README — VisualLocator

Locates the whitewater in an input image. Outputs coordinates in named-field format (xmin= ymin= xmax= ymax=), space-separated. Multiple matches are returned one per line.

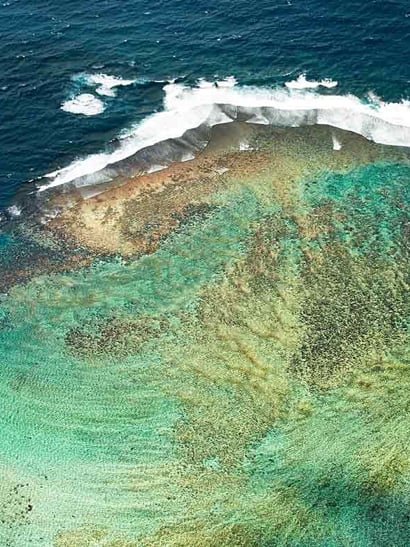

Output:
xmin=42 ymin=77 xmax=410 ymax=191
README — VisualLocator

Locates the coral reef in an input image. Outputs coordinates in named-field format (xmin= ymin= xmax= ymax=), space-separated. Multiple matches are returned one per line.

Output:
xmin=0 ymin=125 xmax=408 ymax=545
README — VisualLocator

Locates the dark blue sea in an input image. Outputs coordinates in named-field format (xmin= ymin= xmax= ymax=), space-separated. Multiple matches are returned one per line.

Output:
xmin=1 ymin=0 xmax=410 ymax=210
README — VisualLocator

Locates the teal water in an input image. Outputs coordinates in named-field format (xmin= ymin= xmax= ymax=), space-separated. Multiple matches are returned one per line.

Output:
xmin=0 ymin=143 xmax=408 ymax=544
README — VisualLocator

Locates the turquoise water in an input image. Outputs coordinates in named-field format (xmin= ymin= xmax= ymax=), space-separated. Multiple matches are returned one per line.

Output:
xmin=0 ymin=149 xmax=409 ymax=544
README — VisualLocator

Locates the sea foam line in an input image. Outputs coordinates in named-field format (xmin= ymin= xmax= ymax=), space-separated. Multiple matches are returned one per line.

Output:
xmin=285 ymin=73 xmax=338 ymax=89
xmin=44 ymin=78 xmax=410 ymax=191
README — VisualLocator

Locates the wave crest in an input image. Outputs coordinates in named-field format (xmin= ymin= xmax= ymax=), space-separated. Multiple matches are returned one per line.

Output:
xmin=46 ymin=80 xmax=410 ymax=191
xmin=81 ymin=73 xmax=137 ymax=97
xmin=285 ymin=74 xmax=338 ymax=90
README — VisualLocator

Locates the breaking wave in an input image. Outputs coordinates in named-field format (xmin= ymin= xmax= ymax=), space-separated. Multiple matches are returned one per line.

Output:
xmin=285 ymin=74 xmax=338 ymax=89
xmin=79 ymin=73 xmax=137 ymax=97
xmin=60 ymin=73 xmax=139 ymax=116
xmin=45 ymin=77 xmax=410 ymax=191
xmin=61 ymin=93 xmax=105 ymax=116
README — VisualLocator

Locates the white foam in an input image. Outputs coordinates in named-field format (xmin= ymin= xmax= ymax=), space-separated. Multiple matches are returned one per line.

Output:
xmin=285 ymin=74 xmax=338 ymax=90
xmin=197 ymin=76 xmax=238 ymax=89
xmin=44 ymin=80 xmax=410 ymax=191
xmin=197 ymin=79 xmax=217 ymax=89
xmin=332 ymin=133 xmax=342 ymax=151
xmin=61 ymin=94 xmax=105 ymax=116
xmin=83 ymin=73 xmax=136 ymax=97
xmin=7 ymin=205 xmax=22 ymax=217
xmin=216 ymin=76 xmax=238 ymax=88
xmin=43 ymin=92 xmax=232 ymax=190
xmin=239 ymin=142 xmax=255 ymax=151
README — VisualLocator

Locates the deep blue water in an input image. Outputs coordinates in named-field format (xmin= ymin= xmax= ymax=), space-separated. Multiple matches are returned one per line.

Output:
xmin=1 ymin=0 xmax=410 ymax=208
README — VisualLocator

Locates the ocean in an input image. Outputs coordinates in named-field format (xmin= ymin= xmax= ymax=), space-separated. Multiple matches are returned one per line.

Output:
xmin=1 ymin=2 xmax=410 ymax=546
xmin=1 ymin=0 xmax=410 ymax=210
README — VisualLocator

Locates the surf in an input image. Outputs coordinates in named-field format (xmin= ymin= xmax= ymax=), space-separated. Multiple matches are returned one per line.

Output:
xmin=42 ymin=77 xmax=410 ymax=192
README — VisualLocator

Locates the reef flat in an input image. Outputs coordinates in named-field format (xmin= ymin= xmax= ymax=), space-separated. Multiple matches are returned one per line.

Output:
xmin=0 ymin=125 xmax=409 ymax=546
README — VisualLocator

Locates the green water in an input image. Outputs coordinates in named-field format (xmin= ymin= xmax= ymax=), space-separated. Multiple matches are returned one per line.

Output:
xmin=0 ymin=154 xmax=409 ymax=545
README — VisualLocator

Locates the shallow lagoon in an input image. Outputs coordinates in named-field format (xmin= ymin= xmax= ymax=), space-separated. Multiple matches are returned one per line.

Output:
xmin=0 ymin=126 xmax=409 ymax=546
